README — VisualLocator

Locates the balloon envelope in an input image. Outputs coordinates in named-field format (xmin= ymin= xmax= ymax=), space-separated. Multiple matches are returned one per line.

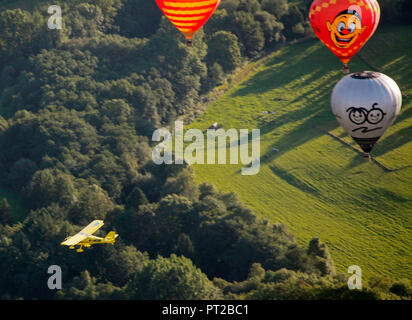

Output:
xmin=331 ymin=71 xmax=402 ymax=154
xmin=309 ymin=0 xmax=380 ymax=66
xmin=155 ymin=0 xmax=221 ymax=45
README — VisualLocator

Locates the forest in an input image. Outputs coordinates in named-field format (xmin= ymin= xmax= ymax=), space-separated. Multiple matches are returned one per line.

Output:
xmin=0 ymin=0 xmax=411 ymax=300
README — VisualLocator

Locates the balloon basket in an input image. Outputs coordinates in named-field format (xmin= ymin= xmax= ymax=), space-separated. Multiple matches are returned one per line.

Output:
xmin=362 ymin=153 xmax=371 ymax=161
xmin=343 ymin=64 xmax=350 ymax=74
xmin=186 ymin=39 xmax=193 ymax=47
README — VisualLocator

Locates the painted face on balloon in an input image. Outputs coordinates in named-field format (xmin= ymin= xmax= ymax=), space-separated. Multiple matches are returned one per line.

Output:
xmin=347 ymin=107 xmax=368 ymax=125
xmin=367 ymin=103 xmax=386 ymax=124
xmin=327 ymin=10 xmax=366 ymax=49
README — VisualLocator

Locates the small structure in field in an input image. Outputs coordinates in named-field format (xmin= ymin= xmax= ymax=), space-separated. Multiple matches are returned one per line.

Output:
xmin=208 ymin=122 xmax=223 ymax=130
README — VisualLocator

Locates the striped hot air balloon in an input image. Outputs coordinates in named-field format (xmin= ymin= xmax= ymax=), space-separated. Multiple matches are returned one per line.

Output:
xmin=155 ymin=0 xmax=221 ymax=46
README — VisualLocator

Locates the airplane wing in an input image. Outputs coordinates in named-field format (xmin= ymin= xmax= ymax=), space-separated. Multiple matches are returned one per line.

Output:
xmin=61 ymin=220 xmax=104 ymax=246
xmin=61 ymin=232 xmax=89 ymax=246
xmin=80 ymin=220 xmax=104 ymax=235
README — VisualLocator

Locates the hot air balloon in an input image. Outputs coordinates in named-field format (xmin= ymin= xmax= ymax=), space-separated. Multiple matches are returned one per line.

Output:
xmin=331 ymin=71 xmax=402 ymax=160
xmin=155 ymin=0 xmax=221 ymax=46
xmin=309 ymin=0 xmax=380 ymax=73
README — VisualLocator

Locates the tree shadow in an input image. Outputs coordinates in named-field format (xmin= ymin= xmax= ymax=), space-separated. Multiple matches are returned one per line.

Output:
xmin=343 ymin=153 xmax=368 ymax=171
xmin=395 ymin=103 xmax=412 ymax=123
xmin=230 ymin=42 xmax=341 ymax=98
xmin=269 ymin=164 xmax=319 ymax=194
xmin=260 ymin=112 xmax=327 ymax=166
xmin=373 ymin=124 xmax=412 ymax=157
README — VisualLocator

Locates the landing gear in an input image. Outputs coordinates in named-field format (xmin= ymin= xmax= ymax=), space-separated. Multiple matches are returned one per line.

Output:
xmin=76 ymin=246 xmax=84 ymax=253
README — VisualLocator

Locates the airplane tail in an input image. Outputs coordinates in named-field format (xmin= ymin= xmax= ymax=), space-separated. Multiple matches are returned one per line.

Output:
xmin=105 ymin=231 xmax=117 ymax=243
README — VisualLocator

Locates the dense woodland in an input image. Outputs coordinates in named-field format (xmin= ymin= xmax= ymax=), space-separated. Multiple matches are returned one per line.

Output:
xmin=0 ymin=0 xmax=411 ymax=299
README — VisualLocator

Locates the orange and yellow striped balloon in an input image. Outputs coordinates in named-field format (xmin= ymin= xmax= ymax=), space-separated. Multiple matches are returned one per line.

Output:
xmin=155 ymin=0 xmax=221 ymax=46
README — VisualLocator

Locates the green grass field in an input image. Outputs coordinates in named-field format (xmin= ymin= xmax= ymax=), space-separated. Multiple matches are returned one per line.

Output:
xmin=187 ymin=26 xmax=412 ymax=281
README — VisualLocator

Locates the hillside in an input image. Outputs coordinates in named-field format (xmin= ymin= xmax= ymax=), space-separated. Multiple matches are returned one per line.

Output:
xmin=188 ymin=25 xmax=412 ymax=281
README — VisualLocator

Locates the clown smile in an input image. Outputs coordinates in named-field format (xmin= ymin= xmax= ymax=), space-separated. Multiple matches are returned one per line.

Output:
xmin=335 ymin=35 xmax=353 ymax=44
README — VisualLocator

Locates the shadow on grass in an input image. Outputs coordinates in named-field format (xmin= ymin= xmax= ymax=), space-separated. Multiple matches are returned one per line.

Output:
xmin=223 ymin=42 xmax=350 ymax=166
xmin=269 ymin=164 xmax=319 ymax=194
xmin=374 ymin=124 xmax=412 ymax=158
xmin=256 ymin=75 xmax=342 ymax=165
xmin=230 ymin=43 xmax=341 ymax=98
xmin=260 ymin=113 xmax=327 ymax=165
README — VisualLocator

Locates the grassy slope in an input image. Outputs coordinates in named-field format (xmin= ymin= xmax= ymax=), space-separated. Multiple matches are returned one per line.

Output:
xmin=187 ymin=26 xmax=412 ymax=281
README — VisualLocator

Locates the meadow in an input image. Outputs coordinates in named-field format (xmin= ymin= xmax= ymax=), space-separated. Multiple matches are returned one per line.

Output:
xmin=188 ymin=25 xmax=412 ymax=281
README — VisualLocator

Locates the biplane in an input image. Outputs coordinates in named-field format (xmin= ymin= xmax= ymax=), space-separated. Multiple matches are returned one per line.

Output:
xmin=61 ymin=220 xmax=118 ymax=252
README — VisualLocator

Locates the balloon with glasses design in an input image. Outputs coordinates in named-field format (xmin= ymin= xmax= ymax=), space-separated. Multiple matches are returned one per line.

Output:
xmin=331 ymin=71 xmax=402 ymax=160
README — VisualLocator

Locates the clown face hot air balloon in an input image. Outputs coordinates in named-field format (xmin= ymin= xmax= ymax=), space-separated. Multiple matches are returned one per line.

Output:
xmin=331 ymin=71 xmax=402 ymax=159
xmin=309 ymin=0 xmax=380 ymax=72
xmin=155 ymin=0 xmax=221 ymax=46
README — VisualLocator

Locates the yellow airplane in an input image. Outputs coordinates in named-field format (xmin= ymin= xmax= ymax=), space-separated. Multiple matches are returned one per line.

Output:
xmin=61 ymin=220 xmax=118 ymax=253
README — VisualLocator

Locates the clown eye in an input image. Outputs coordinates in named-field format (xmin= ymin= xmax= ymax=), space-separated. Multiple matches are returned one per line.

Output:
xmin=337 ymin=22 xmax=346 ymax=33
xmin=348 ymin=22 xmax=356 ymax=33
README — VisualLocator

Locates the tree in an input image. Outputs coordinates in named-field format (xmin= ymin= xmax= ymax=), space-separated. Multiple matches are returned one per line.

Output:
xmin=203 ymin=9 xmax=229 ymax=36
xmin=0 ymin=198 xmax=13 ymax=225
xmin=261 ymin=0 xmax=289 ymax=19
xmin=307 ymin=238 xmax=336 ymax=276
xmin=389 ymin=280 xmax=411 ymax=298
xmin=161 ymin=169 xmax=200 ymax=202
xmin=198 ymin=182 xmax=218 ymax=200
xmin=220 ymin=0 xmax=240 ymax=12
xmin=0 ymin=9 xmax=38 ymax=65
xmin=116 ymin=0 xmax=162 ymax=38
xmin=0 ymin=115 xmax=7 ymax=133
xmin=24 ymin=169 xmax=77 ymax=209
xmin=228 ymin=11 xmax=265 ymax=58
xmin=69 ymin=184 xmax=114 ymax=225
xmin=254 ymin=11 xmax=285 ymax=46
xmin=127 ymin=254 xmax=221 ymax=299
xmin=7 ymin=158 xmax=37 ymax=191
xmin=207 ymin=31 xmax=242 ymax=72
xmin=173 ymin=233 xmax=195 ymax=258
xmin=125 ymin=186 xmax=149 ymax=210
xmin=281 ymin=4 xmax=306 ymax=40
xmin=96 ymin=245 xmax=150 ymax=287
xmin=66 ymin=4 xmax=106 ymax=38
xmin=237 ymin=0 xmax=261 ymax=14
xmin=59 ymin=270 xmax=124 ymax=300
xmin=25 ymin=169 xmax=58 ymax=209
xmin=205 ymin=62 xmax=225 ymax=90
xmin=379 ymin=0 xmax=407 ymax=23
